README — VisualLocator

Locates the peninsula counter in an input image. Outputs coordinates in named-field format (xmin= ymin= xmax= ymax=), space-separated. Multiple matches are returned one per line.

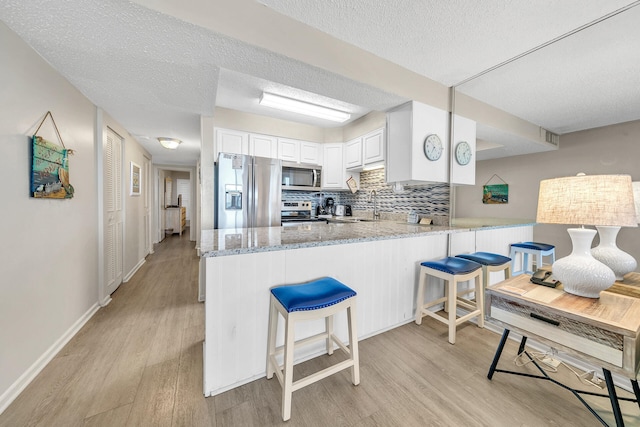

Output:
xmin=201 ymin=219 xmax=534 ymax=396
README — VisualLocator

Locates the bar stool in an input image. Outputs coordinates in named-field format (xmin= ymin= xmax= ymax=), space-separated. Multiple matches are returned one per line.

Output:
xmin=415 ymin=257 xmax=484 ymax=344
xmin=455 ymin=252 xmax=512 ymax=288
xmin=266 ymin=277 xmax=360 ymax=421
xmin=509 ymin=242 xmax=556 ymax=276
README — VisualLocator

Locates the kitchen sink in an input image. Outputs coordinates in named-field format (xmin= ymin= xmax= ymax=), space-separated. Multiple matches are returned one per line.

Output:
xmin=328 ymin=217 xmax=376 ymax=223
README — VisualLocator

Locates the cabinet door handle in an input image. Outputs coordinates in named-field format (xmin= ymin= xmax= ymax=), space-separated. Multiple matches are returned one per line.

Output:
xmin=530 ymin=313 xmax=560 ymax=326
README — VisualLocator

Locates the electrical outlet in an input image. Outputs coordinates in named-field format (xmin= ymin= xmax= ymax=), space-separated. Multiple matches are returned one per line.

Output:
xmin=541 ymin=357 xmax=561 ymax=368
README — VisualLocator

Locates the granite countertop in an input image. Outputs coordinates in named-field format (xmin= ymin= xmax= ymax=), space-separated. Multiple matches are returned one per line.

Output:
xmin=200 ymin=217 xmax=536 ymax=258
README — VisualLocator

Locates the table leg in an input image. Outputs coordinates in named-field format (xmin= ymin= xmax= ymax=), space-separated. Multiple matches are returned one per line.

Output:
xmin=631 ymin=379 xmax=640 ymax=411
xmin=517 ymin=335 xmax=528 ymax=355
xmin=488 ymin=329 xmax=510 ymax=380
xmin=603 ymin=368 xmax=624 ymax=427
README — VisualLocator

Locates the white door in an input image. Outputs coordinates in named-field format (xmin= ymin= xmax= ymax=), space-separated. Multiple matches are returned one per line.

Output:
xmin=176 ymin=178 xmax=191 ymax=223
xmin=144 ymin=156 xmax=151 ymax=254
xmin=104 ymin=128 xmax=124 ymax=295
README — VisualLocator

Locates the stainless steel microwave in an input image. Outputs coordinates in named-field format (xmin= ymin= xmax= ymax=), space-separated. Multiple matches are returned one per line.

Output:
xmin=281 ymin=161 xmax=322 ymax=191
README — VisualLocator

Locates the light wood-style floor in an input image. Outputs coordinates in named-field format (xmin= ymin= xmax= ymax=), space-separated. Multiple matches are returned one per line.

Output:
xmin=1 ymin=232 xmax=638 ymax=426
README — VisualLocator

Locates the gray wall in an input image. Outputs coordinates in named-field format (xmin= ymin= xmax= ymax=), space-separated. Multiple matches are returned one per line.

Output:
xmin=455 ymin=119 xmax=640 ymax=265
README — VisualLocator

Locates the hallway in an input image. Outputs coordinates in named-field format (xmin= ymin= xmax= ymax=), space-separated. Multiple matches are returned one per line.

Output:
xmin=0 ymin=232 xmax=205 ymax=426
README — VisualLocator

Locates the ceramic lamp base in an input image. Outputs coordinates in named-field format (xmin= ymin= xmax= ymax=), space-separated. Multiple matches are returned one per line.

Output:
xmin=591 ymin=226 xmax=637 ymax=281
xmin=553 ymin=228 xmax=615 ymax=298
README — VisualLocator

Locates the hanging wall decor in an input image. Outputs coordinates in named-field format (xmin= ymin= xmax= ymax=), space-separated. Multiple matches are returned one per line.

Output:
xmin=482 ymin=174 xmax=508 ymax=204
xmin=30 ymin=111 xmax=74 ymax=199
xmin=130 ymin=161 xmax=141 ymax=196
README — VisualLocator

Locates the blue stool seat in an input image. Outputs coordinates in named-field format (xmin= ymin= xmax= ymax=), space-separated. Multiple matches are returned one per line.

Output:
xmin=271 ymin=277 xmax=356 ymax=312
xmin=511 ymin=242 xmax=555 ymax=251
xmin=420 ymin=257 xmax=482 ymax=275
xmin=510 ymin=241 xmax=556 ymax=276
xmin=456 ymin=252 xmax=512 ymax=266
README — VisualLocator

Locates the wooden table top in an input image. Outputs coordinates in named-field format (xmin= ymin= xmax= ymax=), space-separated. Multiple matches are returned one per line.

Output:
xmin=487 ymin=272 xmax=640 ymax=338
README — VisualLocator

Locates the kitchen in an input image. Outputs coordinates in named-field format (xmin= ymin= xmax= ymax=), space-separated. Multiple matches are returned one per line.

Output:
xmin=202 ymin=100 xmax=538 ymax=396
xmin=3 ymin=1 xmax=640 ymax=424
xmin=198 ymin=4 xmax=640 ymax=409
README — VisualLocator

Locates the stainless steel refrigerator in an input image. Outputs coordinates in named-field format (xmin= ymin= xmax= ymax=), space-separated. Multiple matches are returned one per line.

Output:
xmin=215 ymin=153 xmax=282 ymax=229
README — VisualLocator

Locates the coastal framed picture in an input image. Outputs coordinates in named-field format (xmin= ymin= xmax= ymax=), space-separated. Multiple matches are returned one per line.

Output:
xmin=483 ymin=183 xmax=508 ymax=204
xmin=130 ymin=161 xmax=141 ymax=196
xmin=30 ymin=135 xmax=74 ymax=199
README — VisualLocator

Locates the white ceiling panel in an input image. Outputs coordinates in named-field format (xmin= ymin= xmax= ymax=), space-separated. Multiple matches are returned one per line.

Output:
xmin=2 ymin=0 xmax=640 ymax=165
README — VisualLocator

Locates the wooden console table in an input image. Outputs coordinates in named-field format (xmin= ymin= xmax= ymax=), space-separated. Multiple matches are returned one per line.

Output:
xmin=486 ymin=272 xmax=640 ymax=426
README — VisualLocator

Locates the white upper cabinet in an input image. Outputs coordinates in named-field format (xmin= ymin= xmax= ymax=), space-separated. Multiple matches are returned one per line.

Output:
xmin=386 ymin=101 xmax=449 ymax=184
xmin=278 ymin=138 xmax=322 ymax=164
xmin=362 ymin=128 xmax=385 ymax=165
xmin=300 ymin=141 xmax=322 ymax=165
xmin=321 ymin=143 xmax=345 ymax=189
xmin=345 ymin=138 xmax=362 ymax=169
xmin=278 ymin=138 xmax=300 ymax=162
xmin=345 ymin=127 xmax=385 ymax=171
xmin=249 ymin=133 xmax=278 ymax=159
xmin=215 ymin=128 xmax=249 ymax=158
xmin=450 ymin=114 xmax=477 ymax=185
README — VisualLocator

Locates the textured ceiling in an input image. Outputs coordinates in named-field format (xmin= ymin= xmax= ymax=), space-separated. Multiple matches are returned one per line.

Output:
xmin=2 ymin=0 xmax=640 ymax=165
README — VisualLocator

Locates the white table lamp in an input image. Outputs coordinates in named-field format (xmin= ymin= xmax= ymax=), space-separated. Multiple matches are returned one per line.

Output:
xmin=536 ymin=174 xmax=637 ymax=298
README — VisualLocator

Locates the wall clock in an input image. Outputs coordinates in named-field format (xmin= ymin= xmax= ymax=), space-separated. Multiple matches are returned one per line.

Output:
xmin=423 ymin=134 xmax=443 ymax=161
xmin=455 ymin=141 xmax=472 ymax=165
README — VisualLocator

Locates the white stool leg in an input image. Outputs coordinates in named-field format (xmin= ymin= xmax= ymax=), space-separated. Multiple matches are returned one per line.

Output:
xmin=447 ymin=278 xmax=457 ymax=345
xmin=282 ymin=314 xmax=295 ymax=421
xmin=347 ymin=303 xmax=360 ymax=385
xmin=266 ymin=297 xmax=278 ymax=379
xmin=415 ymin=268 xmax=426 ymax=325
xmin=475 ymin=273 xmax=484 ymax=328
xmin=326 ymin=314 xmax=334 ymax=355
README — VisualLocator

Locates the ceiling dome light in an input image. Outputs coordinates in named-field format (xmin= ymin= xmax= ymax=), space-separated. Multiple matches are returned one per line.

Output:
xmin=158 ymin=137 xmax=182 ymax=149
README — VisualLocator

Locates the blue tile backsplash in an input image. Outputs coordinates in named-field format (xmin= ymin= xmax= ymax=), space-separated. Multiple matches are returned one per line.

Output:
xmin=283 ymin=168 xmax=449 ymax=220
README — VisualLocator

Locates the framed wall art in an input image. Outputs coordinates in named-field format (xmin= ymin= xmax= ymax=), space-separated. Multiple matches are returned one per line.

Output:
xmin=482 ymin=174 xmax=509 ymax=204
xmin=30 ymin=112 xmax=74 ymax=199
xmin=130 ymin=161 xmax=141 ymax=196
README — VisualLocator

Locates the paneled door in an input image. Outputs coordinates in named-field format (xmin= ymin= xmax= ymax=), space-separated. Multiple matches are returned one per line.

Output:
xmin=144 ymin=156 xmax=152 ymax=254
xmin=104 ymin=127 xmax=124 ymax=295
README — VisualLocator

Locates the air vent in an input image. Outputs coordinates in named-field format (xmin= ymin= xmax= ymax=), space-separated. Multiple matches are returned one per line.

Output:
xmin=544 ymin=130 xmax=560 ymax=146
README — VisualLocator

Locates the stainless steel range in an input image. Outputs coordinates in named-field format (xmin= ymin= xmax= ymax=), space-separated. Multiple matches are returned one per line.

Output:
xmin=281 ymin=200 xmax=317 ymax=223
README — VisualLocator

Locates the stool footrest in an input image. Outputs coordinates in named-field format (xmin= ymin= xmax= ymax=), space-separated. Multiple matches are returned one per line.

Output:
xmin=270 ymin=335 xmax=356 ymax=388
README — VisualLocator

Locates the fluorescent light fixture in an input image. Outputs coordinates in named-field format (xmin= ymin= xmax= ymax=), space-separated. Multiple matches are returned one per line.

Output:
xmin=259 ymin=92 xmax=351 ymax=123
xmin=158 ymin=137 xmax=182 ymax=150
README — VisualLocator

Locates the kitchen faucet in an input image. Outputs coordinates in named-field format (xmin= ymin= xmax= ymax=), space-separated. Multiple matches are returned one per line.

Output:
xmin=369 ymin=190 xmax=379 ymax=220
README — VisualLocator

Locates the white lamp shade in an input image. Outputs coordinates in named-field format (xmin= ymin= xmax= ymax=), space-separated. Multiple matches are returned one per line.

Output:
xmin=536 ymin=174 xmax=636 ymax=298
xmin=537 ymin=174 xmax=637 ymax=227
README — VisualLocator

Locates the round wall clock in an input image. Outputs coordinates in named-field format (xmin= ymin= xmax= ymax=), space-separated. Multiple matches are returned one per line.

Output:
xmin=455 ymin=141 xmax=472 ymax=165
xmin=423 ymin=134 xmax=443 ymax=161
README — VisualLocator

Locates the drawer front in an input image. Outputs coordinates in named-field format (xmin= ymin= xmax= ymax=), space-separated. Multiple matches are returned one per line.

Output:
xmin=491 ymin=296 xmax=623 ymax=367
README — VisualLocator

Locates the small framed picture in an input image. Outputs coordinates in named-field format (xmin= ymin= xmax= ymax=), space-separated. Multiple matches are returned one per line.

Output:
xmin=130 ymin=161 xmax=141 ymax=196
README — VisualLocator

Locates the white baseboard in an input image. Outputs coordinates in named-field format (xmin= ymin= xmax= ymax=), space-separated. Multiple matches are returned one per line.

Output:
xmin=123 ymin=258 xmax=146 ymax=283
xmin=0 ymin=303 xmax=100 ymax=415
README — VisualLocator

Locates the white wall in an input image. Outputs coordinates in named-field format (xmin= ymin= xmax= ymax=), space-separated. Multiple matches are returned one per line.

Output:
xmin=0 ymin=22 xmax=151 ymax=412
xmin=0 ymin=22 xmax=99 ymax=409
xmin=455 ymin=119 xmax=640 ymax=264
